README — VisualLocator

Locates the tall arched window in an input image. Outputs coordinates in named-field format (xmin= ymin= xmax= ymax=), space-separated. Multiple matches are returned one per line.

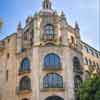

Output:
xmin=45 ymin=96 xmax=64 ymax=100
xmin=73 ymin=57 xmax=81 ymax=71
xmin=19 ymin=76 xmax=31 ymax=91
xmin=44 ymin=53 xmax=61 ymax=69
xmin=71 ymin=36 xmax=75 ymax=44
xmin=44 ymin=24 xmax=54 ymax=35
xmin=84 ymin=57 xmax=88 ymax=65
xmin=43 ymin=73 xmax=63 ymax=88
xmin=74 ymin=75 xmax=82 ymax=89
xmin=19 ymin=58 xmax=30 ymax=73
xmin=22 ymin=99 xmax=29 ymax=100
xmin=89 ymin=59 xmax=92 ymax=65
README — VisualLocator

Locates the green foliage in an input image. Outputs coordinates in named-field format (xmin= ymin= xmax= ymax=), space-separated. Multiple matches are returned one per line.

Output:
xmin=77 ymin=76 xmax=100 ymax=100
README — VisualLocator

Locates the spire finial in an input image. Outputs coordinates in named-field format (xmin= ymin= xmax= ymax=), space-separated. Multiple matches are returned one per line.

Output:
xmin=75 ymin=21 xmax=80 ymax=32
xmin=17 ymin=21 xmax=22 ymax=31
xmin=43 ymin=0 xmax=52 ymax=9
xmin=61 ymin=11 xmax=65 ymax=17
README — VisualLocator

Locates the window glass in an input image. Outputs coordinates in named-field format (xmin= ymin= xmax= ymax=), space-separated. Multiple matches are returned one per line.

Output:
xmin=84 ymin=57 xmax=88 ymax=65
xmin=43 ymin=73 xmax=63 ymax=88
xmin=19 ymin=76 xmax=31 ymax=91
xmin=19 ymin=58 xmax=30 ymax=72
xmin=45 ymin=96 xmax=64 ymax=100
xmin=74 ymin=76 xmax=82 ymax=89
xmin=44 ymin=53 xmax=61 ymax=69
xmin=44 ymin=24 xmax=54 ymax=35
xmin=73 ymin=57 xmax=80 ymax=70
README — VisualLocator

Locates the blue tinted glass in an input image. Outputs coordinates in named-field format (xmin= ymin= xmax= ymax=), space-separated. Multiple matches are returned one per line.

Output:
xmin=73 ymin=57 xmax=80 ymax=69
xmin=45 ymin=24 xmax=54 ymax=35
xmin=44 ymin=53 xmax=61 ymax=68
xmin=43 ymin=73 xmax=63 ymax=88
xmin=20 ymin=76 xmax=31 ymax=90
xmin=20 ymin=58 xmax=30 ymax=72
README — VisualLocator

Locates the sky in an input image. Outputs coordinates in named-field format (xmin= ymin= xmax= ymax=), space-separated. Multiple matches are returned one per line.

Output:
xmin=0 ymin=0 xmax=100 ymax=50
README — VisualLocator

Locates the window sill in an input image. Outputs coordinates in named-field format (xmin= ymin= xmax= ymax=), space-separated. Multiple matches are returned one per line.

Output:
xmin=40 ymin=87 xmax=65 ymax=92
xmin=42 ymin=34 xmax=57 ymax=41
xmin=16 ymin=88 xmax=32 ymax=95
xmin=18 ymin=70 xmax=31 ymax=75
xmin=42 ymin=67 xmax=62 ymax=71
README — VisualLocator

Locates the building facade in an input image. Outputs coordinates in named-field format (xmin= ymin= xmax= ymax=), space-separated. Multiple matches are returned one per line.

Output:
xmin=0 ymin=0 xmax=100 ymax=100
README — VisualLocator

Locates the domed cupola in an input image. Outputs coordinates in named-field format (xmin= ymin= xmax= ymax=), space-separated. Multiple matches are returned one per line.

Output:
xmin=40 ymin=0 xmax=54 ymax=16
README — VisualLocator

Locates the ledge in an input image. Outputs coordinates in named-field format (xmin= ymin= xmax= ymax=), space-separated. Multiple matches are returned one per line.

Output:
xmin=42 ymin=67 xmax=62 ymax=71
xmin=16 ymin=88 xmax=32 ymax=95
xmin=40 ymin=87 xmax=65 ymax=92
xmin=18 ymin=70 xmax=31 ymax=75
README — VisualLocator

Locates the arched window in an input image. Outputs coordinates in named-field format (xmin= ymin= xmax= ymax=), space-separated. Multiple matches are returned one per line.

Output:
xmin=74 ymin=75 xmax=82 ymax=89
xmin=89 ymin=59 xmax=92 ymax=65
xmin=22 ymin=99 xmax=29 ymax=100
xmin=45 ymin=96 xmax=64 ymax=100
xmin=19 ymin=58 xmax=30 ymax=73
xmin=71 ymin=36 xmax=75 ymax=44
xmin=44 ymin=24 xmax=54 ymax=35
xmin=43 ymin=73 xmax=63 ymax=88
xmin=73 ymin=57 xmax=81 ymax=71
xmin=45 ymin=42 xmax=55 ymax=47
xmin=19 ymin=76 xmax=31 ymax=91
xmin=44 ymin=53 xmax=61 ymax=69
xmin=84 ymin=57 xmax=88 ymax=65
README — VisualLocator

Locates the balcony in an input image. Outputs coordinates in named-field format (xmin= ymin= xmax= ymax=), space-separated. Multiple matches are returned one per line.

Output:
xmin=16 ymin=86 xmax=32 ymax=95
xmin=42 ymin=34 xmax=57 ymax=42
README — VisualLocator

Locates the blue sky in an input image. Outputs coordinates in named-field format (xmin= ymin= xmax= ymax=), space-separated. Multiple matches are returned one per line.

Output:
xmin=0 ymin=0 xmax=99 ymax=50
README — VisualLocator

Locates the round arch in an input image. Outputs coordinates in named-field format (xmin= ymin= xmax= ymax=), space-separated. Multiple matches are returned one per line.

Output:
xmin=45 ymin=96 xmax=64 ymax=100
xmin=22 ymin=99 xmax=29 ymax=100
xmin=44 ymin=53 xmax=61 ymax=69
xmin=73 ymin=56 xmax=80 ymax=70
xmin=44 ymin=24 xmax=54 ymax=35
xmin=19 ymin=57 xmax=30 ymax=72
xmin=19 ymin=76 xmax=31 ymax=91
xmin=43 ymin=73 xmax=63 ymax=88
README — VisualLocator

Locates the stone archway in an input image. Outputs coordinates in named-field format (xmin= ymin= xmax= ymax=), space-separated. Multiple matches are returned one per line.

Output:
xmin=22 ymin=99 xmax=29 ymax=100
xmin=45 ymin=96 xmax=64 ymax=100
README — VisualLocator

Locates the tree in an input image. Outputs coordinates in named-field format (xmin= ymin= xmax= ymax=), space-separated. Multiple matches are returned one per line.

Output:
xmin=77 ymin=76 xmax=100 ymax=100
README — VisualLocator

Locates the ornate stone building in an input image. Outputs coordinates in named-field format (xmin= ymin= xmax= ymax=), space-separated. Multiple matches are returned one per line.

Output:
xmin=0 ymin=0 xmax=100 ymax=100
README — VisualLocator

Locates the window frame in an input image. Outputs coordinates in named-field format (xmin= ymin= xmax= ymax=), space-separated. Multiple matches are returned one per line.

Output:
xmin=19 ymin=58 xmax=31 ymax=74
xmin=43 ymin=53 xmax=61 ymax=70
xmin=19 ymin=76 xmax=31 ymax=91
xmin=43 ymin=73 xmax=63 ymax=88
xmin=73 ymin=56 xmax=81 ymax=71
xmin=44 ymin=24 xmax=54 ymax=36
